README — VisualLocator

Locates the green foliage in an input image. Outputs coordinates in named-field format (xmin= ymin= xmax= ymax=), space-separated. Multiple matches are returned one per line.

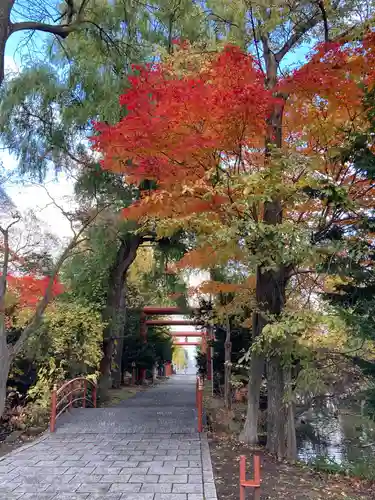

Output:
xmin=309 ymin=455 xmax=375 ymax=481
xmin=122 ymin=310 xmax=173 ymax=373
xmin=23 ymin=301 xmax=104 ymax=379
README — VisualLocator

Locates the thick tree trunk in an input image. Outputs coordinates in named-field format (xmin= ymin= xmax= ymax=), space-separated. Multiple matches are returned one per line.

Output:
xmin=243 ymin=37 xmax=296 ymax=459
xmin=100 ymin=235 xmax=141 ymax=392
xmin=266 ymin=354 xmax=286 ymax=457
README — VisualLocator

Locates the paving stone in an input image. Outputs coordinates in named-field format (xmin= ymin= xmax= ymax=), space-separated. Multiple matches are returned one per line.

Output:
xmin=87 ymin=495 xmax=122 ymax=500
xmin=52 ymin=495 xmax=89 ymax=500
xmin=92 ymin=465 xmax=122 ymax=475
xmin=108 ymin=483 xmax=142 ymax=492
xmin=62 ymin=460 xmax=91 ymax=467
xmin=2 ymin=376 xmax=218 ymax=500
xmin=140 ymin=483 xmax=173 ymax=493
xmin=159 ymin=474 xmax=188 ymax=483
xmin=66 ymin=466 xmax=96 ymax=474
xmin=77 ymin=483 xmax=111 ymax=493
xmin=0 ymin=465 xmax=16 ymax=473
xmin=148 ymin=464 xmax=176 ymax=474
xmin=119 ymin=467 xmax=149 ymax=474
xmin=128 ymin=473 xmax=160 ymax=483
xmin=173 ymin=483 xmax=204 ymax=493
xmin=17 ymin=495 xmax=57 ymax=500
xmin=112 ymin=461 xmax=138 ymax=467
xmin=0 ymin=494 xmax=23 ymax=500
xmin=45 ymin=483 xmax=81 ymax=493
xmin=204 ymin=482 xmax=218 ymax=497
xmin=176 ymin=467 xmax=201 ymax=474
xmin=118 ymin=495 xmax=154 ymax=500
xmin=188 ymin=474 xmax=203 ymax=483
xmin=154 ymin=495 xmax=187 ymax=500
xmin=100 ymin=474 xmax=131 ymax=482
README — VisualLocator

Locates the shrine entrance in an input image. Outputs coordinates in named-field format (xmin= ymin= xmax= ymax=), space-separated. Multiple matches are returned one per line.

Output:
xmin=140 ymin=306 xmax=213 ymax=381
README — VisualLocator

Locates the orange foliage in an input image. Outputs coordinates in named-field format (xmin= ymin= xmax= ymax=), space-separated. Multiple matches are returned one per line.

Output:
xmin=93 ymin=35 xmax=375 ymax=282
xmin=6 ymin=275 xmax=64 ymax=308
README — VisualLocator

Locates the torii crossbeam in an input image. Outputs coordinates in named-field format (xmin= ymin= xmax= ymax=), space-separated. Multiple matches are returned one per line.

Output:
xmin=139 ymin=306 xmax=212 ymax=381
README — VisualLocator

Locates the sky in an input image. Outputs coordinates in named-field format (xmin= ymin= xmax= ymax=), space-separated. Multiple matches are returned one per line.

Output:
xmin=2 ymin=29 xmax=76 ymax=241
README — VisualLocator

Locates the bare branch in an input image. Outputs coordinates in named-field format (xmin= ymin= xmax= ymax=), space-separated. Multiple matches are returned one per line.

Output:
xmin=10 ymin=204 xmax=107 ymax=357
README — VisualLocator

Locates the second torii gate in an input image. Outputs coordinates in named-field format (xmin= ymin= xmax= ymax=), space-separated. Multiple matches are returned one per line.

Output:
xmin=140 ymin=306 xmax=213 ymax=381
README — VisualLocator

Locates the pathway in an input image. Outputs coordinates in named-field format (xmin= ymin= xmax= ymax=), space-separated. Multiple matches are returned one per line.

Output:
xmin=0 ymin=375 xmax=217 ymax=500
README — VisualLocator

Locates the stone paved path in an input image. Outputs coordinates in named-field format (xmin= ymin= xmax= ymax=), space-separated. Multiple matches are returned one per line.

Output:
xmin=0 ymin=375 xmax=217 ymax=500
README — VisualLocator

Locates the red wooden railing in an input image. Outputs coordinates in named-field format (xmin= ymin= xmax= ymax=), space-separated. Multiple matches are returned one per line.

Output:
xmin=240 ymin=455 xmax=261 ymax=500
xmin=50 ymin=377 xmax=97 ymax=432
xmin=196 ymin=376 xmax=203 ymax=432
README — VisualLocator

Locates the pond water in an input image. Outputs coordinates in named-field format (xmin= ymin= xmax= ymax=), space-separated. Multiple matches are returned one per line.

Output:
xmin=297 ymin=399 xmax=375 ymax=464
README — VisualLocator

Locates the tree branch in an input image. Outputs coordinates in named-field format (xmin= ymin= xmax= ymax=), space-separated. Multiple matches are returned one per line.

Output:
xmin=10 ymin=205 xmax=106 ymax=358
xmin=275 ymin=11 xmax=320 ymax=63
xmin=10 ymin=21 xmax=80 ymax=39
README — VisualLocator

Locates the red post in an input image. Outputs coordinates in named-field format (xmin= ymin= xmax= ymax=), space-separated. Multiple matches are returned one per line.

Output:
xmin=254 ymin=455 xmax=261 ymax=487
xmin=92 ymin=383 xmax=97 ymax=408
xmin=83 ymin=379 xmax=87 ymax=408
xmin=197 ymin=377 xmax=203 ymax=433
xmin=196 ymin=377 xmax=199 ymax=409
xmin=240 ymin=455 xmax=246 ymax=500
xmin=50 ymin=384 xmax=57 ymax=433
xmin=240 ymin=454 xmax=261 ymax=500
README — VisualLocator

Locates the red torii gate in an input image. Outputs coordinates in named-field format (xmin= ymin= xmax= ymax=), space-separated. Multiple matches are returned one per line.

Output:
xmin=140 ymin=306 xmax=213 ymax=381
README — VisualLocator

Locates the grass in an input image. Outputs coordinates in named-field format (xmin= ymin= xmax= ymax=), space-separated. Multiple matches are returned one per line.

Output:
xmin=310 ymin=455 xmax=375 ymax=481
xmin=104 ymin=386 xmax=140 ymax=407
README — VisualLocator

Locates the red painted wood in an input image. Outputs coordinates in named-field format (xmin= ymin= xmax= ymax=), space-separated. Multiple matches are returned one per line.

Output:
xmin=146 ymin=319 xmax=203 ymax=326
xmin=170 ymin=332 xmax=204 ymax=337
xmin=174 ymin=342 xmax=200 ymax=346
xmin=50 ymin=385 xmax=57 ymax=433
xmin=143 ymin=306 xmax=198 ymax=315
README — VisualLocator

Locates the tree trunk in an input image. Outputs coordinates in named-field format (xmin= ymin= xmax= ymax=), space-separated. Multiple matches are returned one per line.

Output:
xmin=245 ymin=37 xmax=295 ymax=459
xmin=285 ymin=365 xmax=297 ymax=461
xmin=0 ymin=335 xmax=10 ymax=419
xmin=111 ymin=287 xmax=125 ymax=389
xmin=0 ymin=0 xmax=12 ymax=85
xmin=223 ymin=316 xmax=232 ymax=410
xmin=266 ymin=354 xmax=286 ymax=458
xmin=240 ymin=308 xmax=265 ymax=444
xmin=100 ymin=235 xmax=141 ymax=392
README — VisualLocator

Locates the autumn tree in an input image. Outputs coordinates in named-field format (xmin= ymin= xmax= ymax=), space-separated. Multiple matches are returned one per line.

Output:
xmin=94 ymin=26 xmax=375 ymax=458
xmin=0 ymin=0 xmax=207 ymax=391
xmin=0 ymin=184 xmax=105 ymax=417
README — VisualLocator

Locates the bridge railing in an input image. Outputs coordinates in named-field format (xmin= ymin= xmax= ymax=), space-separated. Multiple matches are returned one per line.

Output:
xmin=50 ymin=377 xmax=97 ymax=432
xmin=196 ymin=376 xmax=203 ymax=432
